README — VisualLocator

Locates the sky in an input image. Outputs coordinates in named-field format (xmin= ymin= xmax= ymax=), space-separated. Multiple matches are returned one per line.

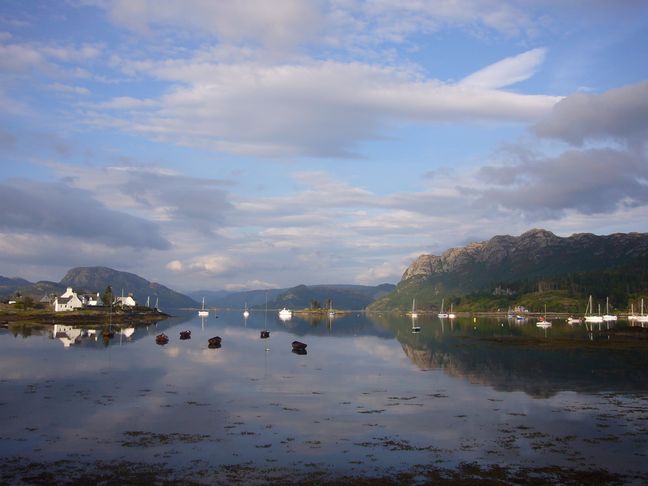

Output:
xmin=1 ymin=1 xmax=648 ymax=292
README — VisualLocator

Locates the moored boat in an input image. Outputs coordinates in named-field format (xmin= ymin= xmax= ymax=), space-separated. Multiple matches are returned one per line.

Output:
xmin=155 ymin=333 xmax=169 ymax=345
xmin=179 ymin=330 xmax=191 ymax=340
xmin=292 ymin=340 xmax=307 ymax=350
xmin=208 ymin=336 xmax=222 ymax=347
xmin=198 ymin=297 xmax=209 ymax=317
xmin=584 ymin=295 xmax=603 ymax=323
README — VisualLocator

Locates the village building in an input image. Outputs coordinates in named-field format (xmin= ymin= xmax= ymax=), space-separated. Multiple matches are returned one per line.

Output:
xmin=54 ymin=292 xmax=83 ymax=312
xmin=115 ymin=293 xmax=137 ymax=307
xmin=82 ymin=292 xmax=103 ymax=306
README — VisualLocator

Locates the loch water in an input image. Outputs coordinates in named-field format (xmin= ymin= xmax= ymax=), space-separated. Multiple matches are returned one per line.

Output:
xmin=2 ymin=311 xmax=648 ymax=482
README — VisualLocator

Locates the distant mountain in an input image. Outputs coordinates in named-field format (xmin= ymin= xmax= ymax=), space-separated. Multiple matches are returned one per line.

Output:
xmin=266 ymin=283 xmax=395 ymax=310
xmin=192 ymin=284 xmax=395 ymax=310
xmin=189 ymin=289 xmax=287 ymax=308
xmin=60 ymin=267 xmax=197 ymax=308
xmin=370 ymin=229 xmax=648 ymax=311
xmin=0 ymin=276 xmax=32 ymax=296
xmin=0 ymin=267 xmax=197 ymax=308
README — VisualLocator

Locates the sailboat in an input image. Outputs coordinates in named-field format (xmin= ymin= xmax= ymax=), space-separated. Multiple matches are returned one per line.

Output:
xmin=243 ymin=302 xmax=250 ymax=319
xmin=328 ymin=300 xmax=335 ymax=318
xmin=628 ymin=302 xmax=638 ymax=321
xmin=448 ymin=303 xmax=456 ymax=319
xmin=198 ymin=297 xmax=209 ymax=317
xmin=438 ymin=298 xmax=448 ymax=318
xmin=584 ymin=295 xmax=603 ymax=323
xmin=602 ymin=297 xmax=617 ymax=321
xmin=278 ymin=308 xmax=292 ymax=320
xmin=537 ymin=304 xmax=552 ymax=328
xmin=411 ymin=303 xmax=421 ymax=332
xmin=638 ymin=299 xmax=648 ymax=323
xmin=409 ymin=298 xmax=418 ymax=319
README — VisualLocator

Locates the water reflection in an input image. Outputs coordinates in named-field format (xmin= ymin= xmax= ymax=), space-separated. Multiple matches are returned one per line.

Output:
xmin=2 ymin=310 xmax=648 ymax=480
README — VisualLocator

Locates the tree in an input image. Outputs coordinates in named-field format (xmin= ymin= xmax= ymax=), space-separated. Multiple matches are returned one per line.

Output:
xmin=102 ymin=285 xmax=113 ymax=306
xmin=310 ymin=299 xmax=321 ymax=310
xmin=16 ymin=296 xmax=34 ymax=310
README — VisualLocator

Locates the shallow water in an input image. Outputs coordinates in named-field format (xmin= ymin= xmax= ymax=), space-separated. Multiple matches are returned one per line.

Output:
xmin=2 ymin=311 xmax=648 ymax=481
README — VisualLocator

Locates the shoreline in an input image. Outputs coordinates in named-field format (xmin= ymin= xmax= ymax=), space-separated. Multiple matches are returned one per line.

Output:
xmin=0 ymin=306 xmax=169 ymax=325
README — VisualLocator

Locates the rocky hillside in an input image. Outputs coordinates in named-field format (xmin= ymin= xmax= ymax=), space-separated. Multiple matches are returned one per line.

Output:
xmin=370 ymin=229 xmax=648 ymax=311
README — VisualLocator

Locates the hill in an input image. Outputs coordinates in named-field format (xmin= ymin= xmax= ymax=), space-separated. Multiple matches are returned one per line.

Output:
xmin=1 ymin=267 xmax=197 ymax=309
xmin=60 ymin=267 xmax=197 ymax=308
xmin=189 ymin=289 xmax=287 ymax=308
xmin=369 ymin=229 xmax=648 ymax=312
xmin=0 ymin=276 xmax=32 ymax=296
xmin=192 ymin=284 xmax=395 ymax=310
xmin=265 ymin=284 xmax=395 ymax=310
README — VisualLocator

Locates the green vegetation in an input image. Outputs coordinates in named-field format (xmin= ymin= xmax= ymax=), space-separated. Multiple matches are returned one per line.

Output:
xmin=370 ymin=257 xmax=648 ymax=313
xmin=102 ymin=285 xmax=113 ymax=306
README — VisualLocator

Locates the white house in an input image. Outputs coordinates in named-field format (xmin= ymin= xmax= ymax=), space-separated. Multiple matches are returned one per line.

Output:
xmin=60 ymin=287 xmax=76 ymax=298
xmin=54 ymin=293 xmax=83 ymax=312
xmin=115 ymin=294 xmax=137 ymax=307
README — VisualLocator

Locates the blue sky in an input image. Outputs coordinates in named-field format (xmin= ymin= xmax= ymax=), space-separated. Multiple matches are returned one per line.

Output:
xmin=1 ymin=1 xmax=647 ymax=291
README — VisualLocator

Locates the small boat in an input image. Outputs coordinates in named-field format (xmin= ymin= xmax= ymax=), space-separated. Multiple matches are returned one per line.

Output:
xmin=602 ymin=297 xmax=617 ymax=322
xmin=155 ymin=333 xmax=169 ymax=345
xmin=567 ymin=316 xmax=582 ymax=324
xmin=409 ymin=298 xmax=418 ymax=319
xmin=584 ymin=295 xmax=603 ymax=323
xmin=198 ymin=297 xmax=209 ymax=317
xmin=292 ymin=340 xmax=307 ymax=351
xmin=260 ymin=330 xmax=270 ymax=339
xmin=243 ymin=302 xmax=250 ymax=318
xmin=179 ymin=330 xmax=191 ymax=340
xmin=538 ymin=304 xmax=552 ymax=326
xmin=448 ymin=303 xmax=456 ymax=319
xmin=208 ymin=336 xmax=222 ymax=347
xmin=278 ymin=308 xmax=292 ymax=319
xmin=638 ymin=299 xmax=648 ymax=323
xmin=292 ymin=347 xmax=307 ymax=355
xmin=438 ymin=298 xmax=448 ymax=318
xmin=328 ymin=300 xmax=335 ymax=318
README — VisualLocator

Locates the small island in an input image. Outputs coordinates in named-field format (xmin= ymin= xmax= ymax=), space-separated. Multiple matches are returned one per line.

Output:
xmin=1 ymin=284 xmax=169 ymax=326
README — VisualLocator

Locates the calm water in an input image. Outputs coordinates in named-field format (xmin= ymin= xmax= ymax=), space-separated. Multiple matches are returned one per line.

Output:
xmin=2 ymin=311 xmax=648 ymax=481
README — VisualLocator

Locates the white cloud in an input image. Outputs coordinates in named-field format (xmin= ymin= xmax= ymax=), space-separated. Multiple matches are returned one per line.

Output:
xmin=100 ymin=58 xmax=559 ymax=158
xmin=102 ymin=0 xmax=322 ymax=49
xmin=355 ymin=261 xmax=406 ymax=285
xmin=459 ymin=48 xmax=547 ymax=89
xmin=97 ymin=0 xmax=538 ymax=53
xmin=46 ymin=83 xmax=91 ymax=95
xmin=166 ymin=260 xmax=184 ymax=272
xmin=189 ymin=255 xmax=238 ymax=275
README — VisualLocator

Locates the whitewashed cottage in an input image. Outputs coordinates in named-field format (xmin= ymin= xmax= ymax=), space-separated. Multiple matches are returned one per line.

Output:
xmin=54 ymin=288 xmax=83 ymax=312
